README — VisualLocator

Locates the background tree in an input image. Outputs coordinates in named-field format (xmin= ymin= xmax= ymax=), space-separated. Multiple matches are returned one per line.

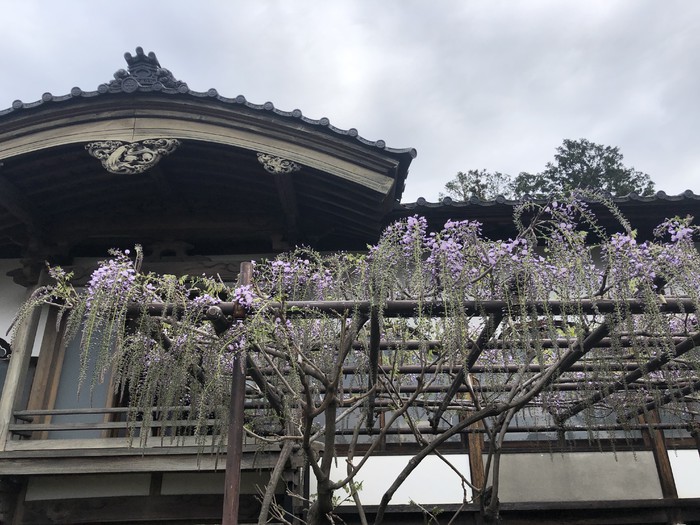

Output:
xmin=443 ymin=139 xmax=655 ymax=201
xmin=439 ymin=169 xmax=515 ymax=200
xmin=513 ymin=139 xmax=655 ymax=197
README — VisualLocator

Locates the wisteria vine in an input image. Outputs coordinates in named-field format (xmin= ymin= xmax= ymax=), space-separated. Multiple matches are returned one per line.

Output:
xmin=13 ymin=195 xmax=700 ymax=524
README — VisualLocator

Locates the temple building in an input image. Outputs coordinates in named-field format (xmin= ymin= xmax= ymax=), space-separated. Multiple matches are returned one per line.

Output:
xmin=0 ymin=48 xmax=698 ymax=524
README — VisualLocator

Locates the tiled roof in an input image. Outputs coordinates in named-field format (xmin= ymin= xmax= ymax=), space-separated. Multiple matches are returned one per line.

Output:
xmin=393 ymin=191 xmax=700 ymax=242
xmin=0 ymin=47 xmax=416 ymax=160
xmin=399 ymin=190 xmax=700 ymax=210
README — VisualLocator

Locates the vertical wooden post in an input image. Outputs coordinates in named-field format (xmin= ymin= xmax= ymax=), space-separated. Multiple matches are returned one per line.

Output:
xmin=690 ymin=424 xmax=700 ymax=457
xmin=468 ymin=420 xmax=485 ymax=494
xmin=639 ymin=411 xmax=681 ymax=525
xmin=639 ymin=411 xmax=678 ymax=499
xmin=466 ymin=374 xmax=485 ymax=499
xmin=222 ymin=262 xmax=252 ymax=525
xmin=0 ymin=287 xmax=42 ymax=450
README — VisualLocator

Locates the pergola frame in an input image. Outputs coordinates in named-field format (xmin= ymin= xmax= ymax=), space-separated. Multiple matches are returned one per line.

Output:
xmin=2 ymin=270 xmax=699 ymax=525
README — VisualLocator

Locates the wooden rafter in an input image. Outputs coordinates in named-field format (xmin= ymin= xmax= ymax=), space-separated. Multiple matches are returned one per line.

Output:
xmin=270 ymin=171 xmax=300 ymax=243
xmin=0 ymin=171 xmax=39 ymax=230
xmin=554 ymin=330 xmax=700 ymax=423
xmin=430 ymin=313 xmax=502 ymax=431
xmin=623 ymin=378 xmax=700 ymax=421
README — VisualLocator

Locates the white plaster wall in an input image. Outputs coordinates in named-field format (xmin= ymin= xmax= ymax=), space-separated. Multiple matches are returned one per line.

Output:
xmin=309 ymin=454 xmax=472 ymax=506
xmin=668 ymin=449 xmax=700 ymax=498
xmin=313 ymin=451 xmax=662 ymax=507
xmin=496 ymin=451 xmax=662 ymax=502
xmin=25 ymin=473 xmax=151 ymax=500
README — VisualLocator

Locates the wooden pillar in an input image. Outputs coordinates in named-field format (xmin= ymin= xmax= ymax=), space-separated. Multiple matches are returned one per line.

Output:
xmin=222 ymin=262 xmax=252 ymax=525
xmin=639 ymin=411 xmax=681 ymax=525
xmin=0 ymin=287 xmax=42 ymax=450
xmin=24 ymin=308 xmax=65 ymax=440
xmin=466 ymin=375 xmax=485 ymax=498
xmin=468 ymin=419 xmax=485 ymax=493
xmin=639 ymin=411 xmax=677 ymax=498
xmin=690 ymin=423 xmax=700 ymax=457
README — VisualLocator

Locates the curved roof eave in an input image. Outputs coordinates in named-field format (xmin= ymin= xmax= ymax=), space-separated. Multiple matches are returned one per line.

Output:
xmin=0 ymin=47 xmax=417 ymax=199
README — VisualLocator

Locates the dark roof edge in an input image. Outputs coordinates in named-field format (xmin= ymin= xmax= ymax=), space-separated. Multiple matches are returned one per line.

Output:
xmin=399 ymin=190 xmax=700 ymax=209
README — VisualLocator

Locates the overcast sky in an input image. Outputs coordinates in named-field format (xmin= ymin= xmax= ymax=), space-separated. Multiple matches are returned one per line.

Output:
xmin=1 ymin=1 xmax=698 ymax=202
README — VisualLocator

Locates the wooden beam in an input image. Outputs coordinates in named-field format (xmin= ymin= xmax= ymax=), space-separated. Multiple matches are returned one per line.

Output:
xmin=0 ymin=449 xmax=288 ymax=475
xmin=126 ymin=297 xmax=700 ymax=318
xmin=0 ymin=171 xmax=39 ymax=230
xmin=639 ymin=411 xmax=682 ymax=525
xmin=20 ymin=493 xmax=261 ymax=525
xmin=622 ymin=379 xmax=700 ymax=421
xmin=555 ymin=330 xmax=700 ymax=423
xmin=367 ymin=305 xmax=380 ymax=430
xmin=271 ymin=171 xmax=301 ymax=243
xmin=222 ymin=262 xmax=252 ymax=525
xmin=639 ymin=411 xmax=678 ymax=499
xmin=430 ymin=314 xmax=502 ymax=431
xmin=0 ymin=287 xmax=43 ymax=451
xmin=24 ymin=309 xmax=65 ymax=440
xmin=467 ymin=419 xmax=485 ymax=495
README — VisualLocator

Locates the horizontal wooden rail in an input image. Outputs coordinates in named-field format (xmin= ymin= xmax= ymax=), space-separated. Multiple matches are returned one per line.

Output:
xmin=129 ymin=297 xmax=698 ymax=317
xmin=10 ymin=405 xmax=695 ymax=438
xmin=9 ymin=419 xmax=221 ymax=432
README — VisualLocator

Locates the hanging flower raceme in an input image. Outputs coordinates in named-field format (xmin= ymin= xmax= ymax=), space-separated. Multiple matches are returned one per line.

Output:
xmin=11 ymin=195 xmax=700 ymax=473
xmin=603 ymin=233 xmax=659 ymax=299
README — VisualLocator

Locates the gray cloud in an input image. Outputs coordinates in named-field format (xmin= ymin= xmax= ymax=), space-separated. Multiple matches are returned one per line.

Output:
xmin=1 ymin=0 xmax=698 ymax=201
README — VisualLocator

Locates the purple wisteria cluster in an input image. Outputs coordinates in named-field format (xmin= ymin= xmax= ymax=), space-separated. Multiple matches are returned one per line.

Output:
xmin=655 ymin=216 xmax=696 ymax=243
xmin=86 ymin=250 xmax=138 ymax=308
xmin=426 ymin=219 xmax=483 ymax=277
xmin=264 ymin=254 xmax=335 ymax=299
xmin=232 ymin=285 xmax=256 ymax=310
xmin=606 ymin=233 xmax=656 ymax=285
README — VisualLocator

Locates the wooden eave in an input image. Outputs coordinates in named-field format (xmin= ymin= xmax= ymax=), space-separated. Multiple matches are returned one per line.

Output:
xmin=392 ymin=191 xmax=700 ymax=241
xmin=0 ymin=93 xmax=416 ymax=260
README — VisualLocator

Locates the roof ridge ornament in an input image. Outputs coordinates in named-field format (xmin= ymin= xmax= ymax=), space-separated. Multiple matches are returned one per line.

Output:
xmin=99 ymin=47 xmax=188 ymax=93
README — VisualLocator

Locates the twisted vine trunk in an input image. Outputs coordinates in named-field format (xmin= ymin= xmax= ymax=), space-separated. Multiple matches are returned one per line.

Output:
xmin=307 ymin=396 xmax=337 ymax=525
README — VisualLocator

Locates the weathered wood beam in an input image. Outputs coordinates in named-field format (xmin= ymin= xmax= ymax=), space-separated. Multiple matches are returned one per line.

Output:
xmin=139 ymin=297 xmax=697 ymax=318
xmin=622 ymin=378 xmax=700 ymax=421
xmin=0 ymin=448 xmax=288 ymax=475
xmin=367 ymin=305 xmax=380 ymax=430
xmin=20 ymin=494 xmax=261 ymax=525
xmin=223 ymin=262 xmax=253 ymax=525
xmin=554 ymin=330 xmax=700 ymax=424
xmin=0 ymin=287 xmax=43 ymax=451
xmin=466 ymin=375 xmax=486 ymax=496
xmin=271 ymin=171 xmax=301 ymax=243
xmin=639 ymin=411 xmax=678 ymax=500
xmin=430 ymin=314 xmax=502 ymax=431
xmin=245 ymin=354 xmax=285 ymax=417
xmin=0 ymin=170 xmax=39 ymax=230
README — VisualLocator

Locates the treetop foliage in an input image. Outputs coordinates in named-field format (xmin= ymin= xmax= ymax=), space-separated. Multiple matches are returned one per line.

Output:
xmin=442 ymin=138 xmax=656 ymax=201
